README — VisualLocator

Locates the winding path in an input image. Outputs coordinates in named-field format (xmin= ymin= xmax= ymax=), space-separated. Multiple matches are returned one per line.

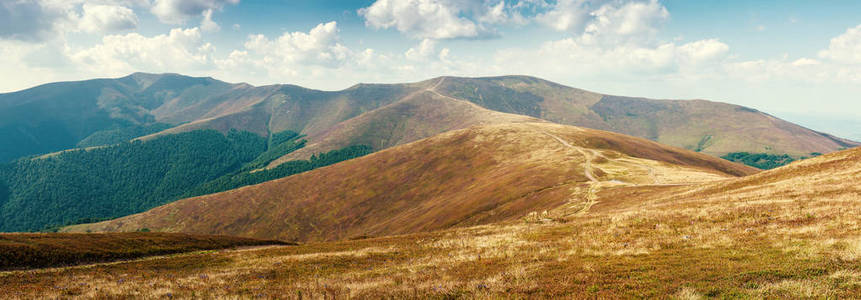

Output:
xmin=543 ymin=132 xmax=603 ymax=216
xmin=544 ymin=133 xmax=599 ymax=182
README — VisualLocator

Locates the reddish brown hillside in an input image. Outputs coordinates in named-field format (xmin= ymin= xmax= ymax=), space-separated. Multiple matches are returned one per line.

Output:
xmin=66 ymin=123 xmax=756 ymax=241
xmin=267 ymin=89 xmax=541 ymax=167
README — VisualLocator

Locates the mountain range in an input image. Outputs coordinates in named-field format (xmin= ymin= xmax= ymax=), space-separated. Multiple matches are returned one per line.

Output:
xmin=1 ymin=73 xmax=855 ymax=164
xmin=3 ymin=73 xmax=861 ymax=298
xmin=2 ymin=72 xmax=857 ymax=233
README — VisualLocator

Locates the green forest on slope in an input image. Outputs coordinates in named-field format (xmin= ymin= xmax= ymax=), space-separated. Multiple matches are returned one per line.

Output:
xmin=182 ymin=144 xmax=372 ymax=199
xmin=721 ymin=152 xmax=822 ymax=170
xmin=0 ymin=129 xmax=371 ymax=232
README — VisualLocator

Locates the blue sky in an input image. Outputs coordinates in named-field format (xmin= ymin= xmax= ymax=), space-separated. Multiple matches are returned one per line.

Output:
xmin=1 ymin=0 xmax=860 ymax=137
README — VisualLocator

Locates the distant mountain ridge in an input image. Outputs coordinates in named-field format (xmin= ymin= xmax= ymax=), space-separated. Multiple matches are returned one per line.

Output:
xmin=1 ymin=73 xmax=856 ymax=164
xmin=0 ymin=73 xmax=237 ymax=161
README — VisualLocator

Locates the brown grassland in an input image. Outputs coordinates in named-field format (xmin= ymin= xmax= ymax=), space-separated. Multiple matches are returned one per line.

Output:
xmin=4 ymin=123 xmax=859 ymax=298
xmin=64 ymin=123 xmax=755 ymax=242
xmin=0 ymin=233 xmax=289 ymax=270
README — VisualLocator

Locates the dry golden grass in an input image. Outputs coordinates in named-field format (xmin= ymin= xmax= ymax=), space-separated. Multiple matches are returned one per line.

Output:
xmin=65 ymin=123 xmax=753 ymax=243
xmin=7 ymin=190 xmax=860 ymax=298
xmin=10 ymin=147 xmax=857 ymax=298
xmin=23 ymin=125 xmax=858 ymax=298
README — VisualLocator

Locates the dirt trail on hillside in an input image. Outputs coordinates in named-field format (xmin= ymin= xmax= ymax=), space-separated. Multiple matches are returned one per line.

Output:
xmin=544 ymin=133 xmax=599 ymax=182
xmin=542 ymin=132 xmax=688 ymax=216
xmin=543 ymin=132 xmax=602 ymax=215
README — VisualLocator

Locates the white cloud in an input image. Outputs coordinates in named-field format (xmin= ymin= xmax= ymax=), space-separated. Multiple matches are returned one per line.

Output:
xmin=536 ymin=0 xmax=669 ymax=46
xmin=359 ymin=0 xmax=485 ymax=39
xmin=791 ymin=58 xmax=820 ymax=67
xmin=200 ymin=9 xmax=219 ymax=32
xmin=580 ymin=0 xmax=669 ymax=45
xmin=69 ymin=27 xmax=215 ymax=75
xmin=0 ymin=1 xmax=145 ymax=40
xmin=238 ymin=21 xmax=350 ymax=68
xmin=818 ymin=24 xmax=861 ymax=64
xmin=150 ymin=0 xmax=238 ymax=24
xmin=478 ymin=1 xmax=508 ymax=24
xmin=536 ymin=0 xmax=595 ymax=32
xmin=677 ymin=39 xmax=729 ymax=65
xmin=79 ymin=4 xmax=138 ymax=33
xmin=405 ymin=39 xmax=439 ymax=61
xmin=0 ymin=39 xmax=70 ymax=89
xmin=357 ymin=0 xmax=548 ymax=39
xmin=478 ymin=0 xmax=539 ymax=25
xmin=210 ymin=21 xmax=480 ymax=89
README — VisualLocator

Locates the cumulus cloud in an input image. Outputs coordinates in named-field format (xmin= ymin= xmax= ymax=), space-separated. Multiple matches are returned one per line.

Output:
xmin=533 ymin=0 xmax=670 ymax=47
xmin=791 ymin=58 xmax=820 ymax=67
xmin=358 ymin=0 xmax=671 ymax=43
xmin=79 ymin=4 xmax=139 ymax=33
xmin=582 ymin=0 xmax=668 ymax=43
xmin=357 ymin=0 xmax=549 ymax=39
xmin=405 ymin=39 xmax=441 ymax=61
xmin=676 ymin=39 xmax=729 ymax=65
xmin=490 ymin=36 xmax=732 ymax=84
xmin=359 ymin=0 xmax=485 ymax=39
xmin=150 ymin=0 xmax=238 ymax=24
xmin=0 ymin=39 xmax=71 ymax=89
xmin=0 ymin=1 xmax=143 ymax=40
xmin=70 ymin=27 xmax=215 ymax=75
xmin=478 ymin=1 xmax=508 ymax=24
xmin=818 ymin=24 xmax=861 ymax=64
xmin=200 ymin=9 xmax=219 ymax=32
xmin=535 ymin=0 xmax=595 ymax=32
xmin=210 ymin=21 xmax=477 ymax=89
xmin=238 ymin=21 xmax=350 ymax=69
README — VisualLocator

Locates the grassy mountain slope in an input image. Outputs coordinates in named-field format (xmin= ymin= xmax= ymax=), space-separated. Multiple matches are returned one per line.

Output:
xmin=267 ymin=88 xmax=542 ymax=167
xmin=591 ymin=96 xmax=857 ymax=156
xmin=29 ymin=133 xmax=861 ymax=299
xmin=591 ymin=143 xmax=861 ymax=215
xmin=431 ymin=76 xmax=858 ymax=157
xmin=65 ymin=123 xmax=756 ymax=241
xmin=145 ymin=83 xmax=422 ymax=143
